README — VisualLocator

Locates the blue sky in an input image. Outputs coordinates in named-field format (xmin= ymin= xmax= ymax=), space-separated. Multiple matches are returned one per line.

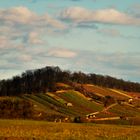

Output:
xmin=0 ymin=0 xmax=140 ymax=82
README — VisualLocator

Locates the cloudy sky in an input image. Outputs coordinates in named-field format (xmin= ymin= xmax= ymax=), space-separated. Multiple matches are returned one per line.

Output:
xmin=0 ymin=0 xmax=140 ymax=82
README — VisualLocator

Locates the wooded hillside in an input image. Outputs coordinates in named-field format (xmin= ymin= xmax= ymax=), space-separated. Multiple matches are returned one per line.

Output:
xmin=0 ymin=66 xmax=140 ymax=96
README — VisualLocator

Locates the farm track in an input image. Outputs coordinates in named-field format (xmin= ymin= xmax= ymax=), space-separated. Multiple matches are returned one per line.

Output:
xmin=86 ymin=103 xmax=118 ymax=117
xmin=110 ymin=89 xmax=132 ymax=98
xmin=103 ymin=103 xmax=118 ymax=112
xmin=94 ymin=116 xmax=120 ymax=121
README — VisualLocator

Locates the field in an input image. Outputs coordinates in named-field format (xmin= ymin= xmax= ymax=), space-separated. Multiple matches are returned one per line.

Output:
xmin=0 ymin=119 xmax=140 ymax=140
xmin=83 ymin=84 xmax=131 ymax=100
xmin=1 ymin=83 xmax=139 ymax=123
xmin=109 ymin=104 xmax=140 ymax=117
xmin=23 ymin=90 xmax=103 ymax=118
xmin=0 ymin=83 xmax=140 ymax=140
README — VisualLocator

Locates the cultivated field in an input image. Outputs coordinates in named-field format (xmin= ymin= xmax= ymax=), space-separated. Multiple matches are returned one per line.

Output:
xmin=0 ymin=119 xmax=140 ymax=140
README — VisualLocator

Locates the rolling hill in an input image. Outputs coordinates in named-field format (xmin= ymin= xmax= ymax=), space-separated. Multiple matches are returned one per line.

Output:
xmin=0 ymin=82 xmax=139 ymax=125
xmin=0 ymin=66 xmax=140 ymax=125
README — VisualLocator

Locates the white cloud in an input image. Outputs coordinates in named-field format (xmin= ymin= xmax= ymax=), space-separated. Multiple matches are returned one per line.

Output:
xmin=97 ymin=28 xmax=140 ymax=39
xmin=0 ymin=7 xmax=65 ymax=29
xmin=60 ymin=7 xmax=140 ymax=26
xmin=69 ymin=51 xmax=140 ymax=82
xmin=18 ymin=54 xmax=32 ymax=62
xmin=0 ymin=6 xmax=66 ymax=48
xmin=27 ymin=32 xmax=43 ymax=45
xmin=0 ymin=45 xmax=140 ymax=82
xmin=0 ymin=36 xmax=8 ymax=48
xmin=47 ymin=48 xmax=77 ymax=58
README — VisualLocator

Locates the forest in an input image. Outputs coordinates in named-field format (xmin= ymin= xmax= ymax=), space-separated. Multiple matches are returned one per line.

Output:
xmin=0 ymin=66 xmax=140 ymax=96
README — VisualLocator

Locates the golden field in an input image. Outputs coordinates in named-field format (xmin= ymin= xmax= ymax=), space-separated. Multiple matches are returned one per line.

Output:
xmin=0 ymin=119 xmax=140 ymax=140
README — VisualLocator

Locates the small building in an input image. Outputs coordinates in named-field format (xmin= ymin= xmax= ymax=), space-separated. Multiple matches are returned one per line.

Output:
xmin=86 ymin=114 xmax=96 ymax=119
xmin=117 ymin=99 xmax=125 ymax=105
xmin=86 ymin=112 xmax=99 ymax=119
xmin=34 ymin=104 xmax=38 ymax=108
xmin=66 ymin=102 xmax=73 ymax=107
xmin=128 ymin=98 xmax=133 ymax=104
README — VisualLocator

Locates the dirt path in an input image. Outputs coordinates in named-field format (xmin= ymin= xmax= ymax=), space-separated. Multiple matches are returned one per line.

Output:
xmin=94 ymin=116 xmax=120 ymax=121
xmin=102 ymin=103 xmax=118 ymax=112
xmin=110 ymin=89 xmax=132 ymax=98
xmin=86 ymin=103 xmax=118 ymax=120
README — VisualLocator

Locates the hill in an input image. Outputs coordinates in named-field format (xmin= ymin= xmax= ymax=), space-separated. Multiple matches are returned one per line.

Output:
xmin=0 ymin=66 xmax=140 ymax=97
xmin=0 ymin=66 xmax=140 ymax=125
xmin=0 ymin=82 xmax=139 ymax=125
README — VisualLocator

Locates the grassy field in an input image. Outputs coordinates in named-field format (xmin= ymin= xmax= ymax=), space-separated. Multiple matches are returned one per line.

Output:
xmin=24 ymin=90 xmax=103 ymax=118
xmin=109 ymin=104 xmax=140 ymax=117
xmin=56 ymin=90 xmax=103 ymax=114
xmin=0 ymin=119 xmax=140 ymax=140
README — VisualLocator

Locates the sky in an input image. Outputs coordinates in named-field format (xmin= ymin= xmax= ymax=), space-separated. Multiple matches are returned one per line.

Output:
xmin=0 ymin=0 xmax=140 ymax=82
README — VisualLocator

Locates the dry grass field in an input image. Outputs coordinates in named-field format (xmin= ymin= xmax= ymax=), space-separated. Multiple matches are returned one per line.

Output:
xmin=0 ymin=119 xmax=140 ymax=140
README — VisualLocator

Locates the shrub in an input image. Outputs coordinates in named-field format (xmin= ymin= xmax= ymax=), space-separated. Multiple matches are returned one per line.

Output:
xmin=0 ymin=97 xmax=33 ymax=119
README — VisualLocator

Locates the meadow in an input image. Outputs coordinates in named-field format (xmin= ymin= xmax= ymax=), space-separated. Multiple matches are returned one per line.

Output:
xmin=0 ymin=119 xmax=140 ymax=140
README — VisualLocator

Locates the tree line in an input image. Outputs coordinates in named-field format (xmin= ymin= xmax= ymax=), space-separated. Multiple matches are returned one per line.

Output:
xmin=0 ymin=66 xmax=140 ymax=96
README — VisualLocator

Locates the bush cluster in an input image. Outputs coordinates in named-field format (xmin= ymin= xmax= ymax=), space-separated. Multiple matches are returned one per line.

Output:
xmin=0 ymin=98 xmax=33 ymax=119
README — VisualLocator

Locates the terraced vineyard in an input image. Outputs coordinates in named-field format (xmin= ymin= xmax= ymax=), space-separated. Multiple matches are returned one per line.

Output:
xmin=23 ymin=89 xmax=103 ymax=119
xmin=83 ymin=84 xmax=131 ymax=100
xmin=109 ymin=104 xmax=140 ymax=117
xmin=55 ymin=90 xmax=103 ymax=114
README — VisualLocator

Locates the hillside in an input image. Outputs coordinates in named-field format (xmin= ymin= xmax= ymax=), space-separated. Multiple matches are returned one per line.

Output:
xmin=0 ymin=66 xmax=140 ymax=97
xmin=0 ymin=66 xmax=140 ymax=125
xmin=0 ymin=82 xmax=139 ymax=125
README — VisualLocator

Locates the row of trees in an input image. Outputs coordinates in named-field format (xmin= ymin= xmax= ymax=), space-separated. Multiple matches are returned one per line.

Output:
xmin=0 ymin=66 xmax=140 ymax=96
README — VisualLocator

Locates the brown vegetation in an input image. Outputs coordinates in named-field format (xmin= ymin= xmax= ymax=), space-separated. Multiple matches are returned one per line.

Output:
xmin=0 ymin=97 xmax=33 ymax=119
